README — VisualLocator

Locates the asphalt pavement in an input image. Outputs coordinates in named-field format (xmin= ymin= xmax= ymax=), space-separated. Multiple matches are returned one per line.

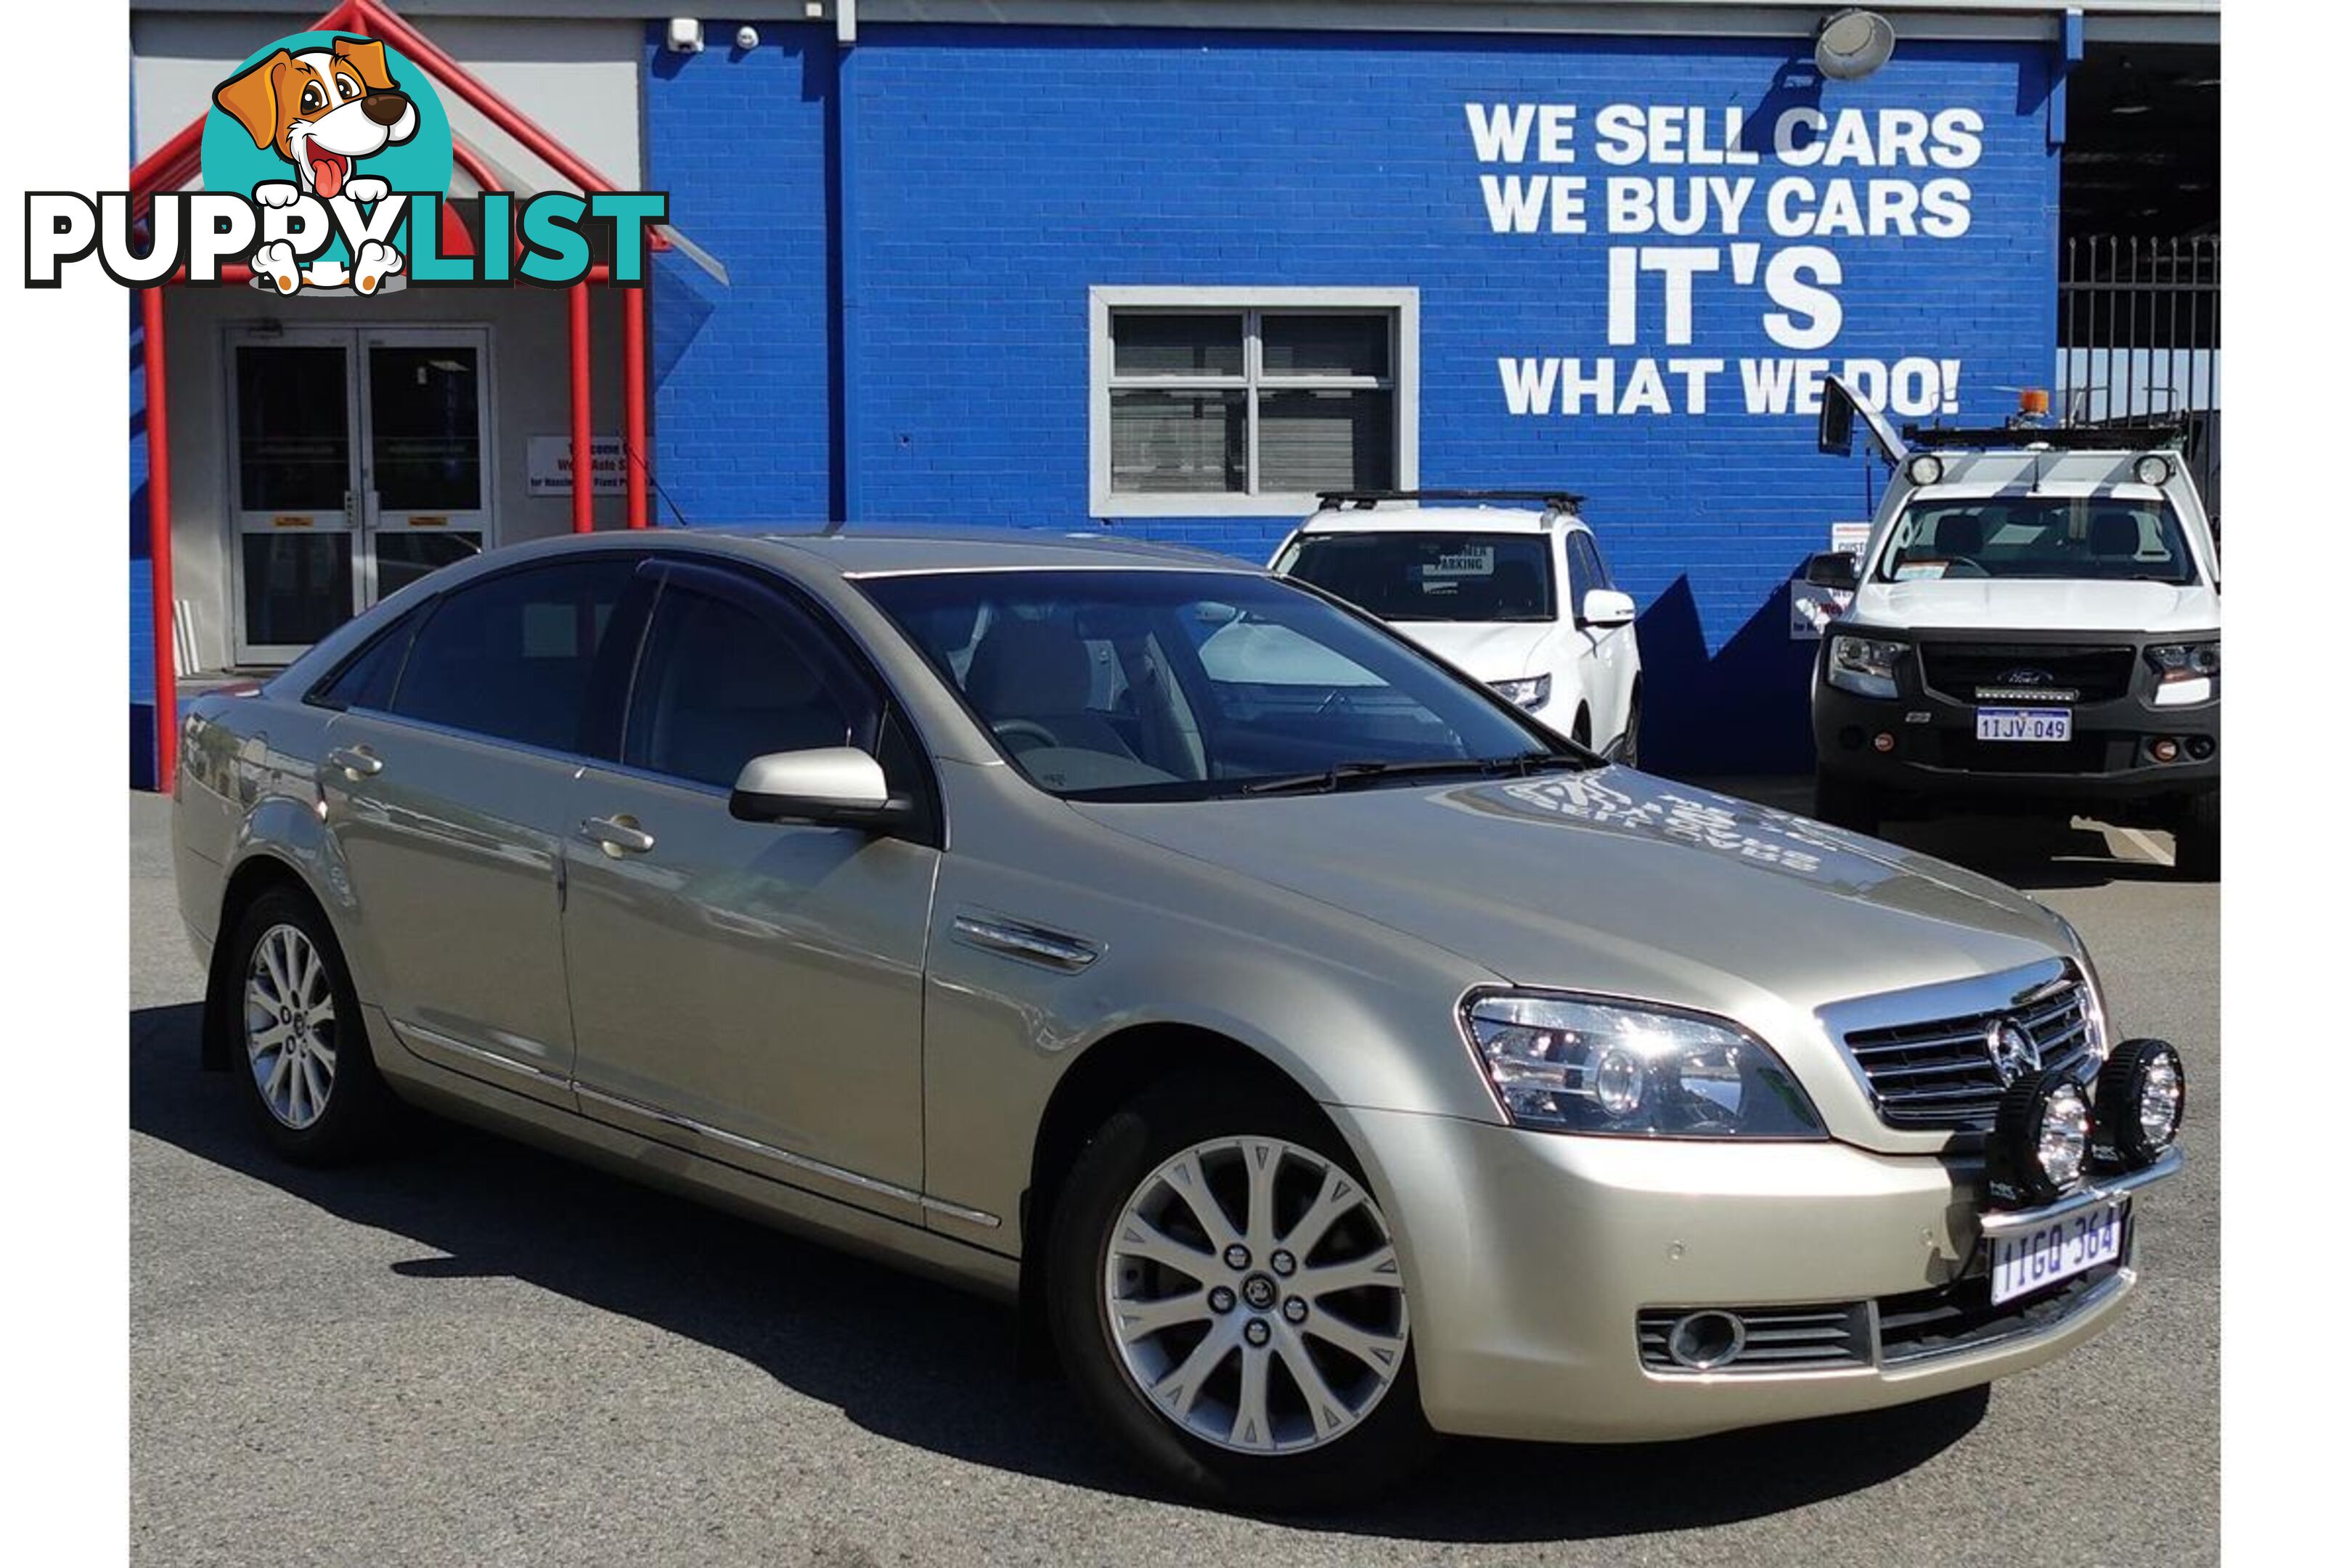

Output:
xmin=129 ymin=787 xmax=2218 ymax=1567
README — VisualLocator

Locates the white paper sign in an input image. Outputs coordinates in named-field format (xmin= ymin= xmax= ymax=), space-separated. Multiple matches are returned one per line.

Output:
xmin=527 ymin=434 xmax=626 ymax=497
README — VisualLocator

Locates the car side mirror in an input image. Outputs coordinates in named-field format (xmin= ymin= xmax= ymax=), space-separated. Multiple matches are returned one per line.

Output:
xmin=1803 ymin=552 xmax=1861 ymax=591
xmin=1580 ymin=589 xmax=1638 ymax=628
xmin=729 ymin=747 xmax=913 ymax=832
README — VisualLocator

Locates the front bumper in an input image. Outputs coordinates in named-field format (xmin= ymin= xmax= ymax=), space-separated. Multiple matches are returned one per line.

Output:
xmin=1810 ymin=626 xmax=2217 ymax=809
xmin=1349 ymin=1108 xmax=2179 ymax=1443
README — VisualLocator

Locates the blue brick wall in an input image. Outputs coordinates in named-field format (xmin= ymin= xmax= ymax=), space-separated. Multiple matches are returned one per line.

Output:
xmin=644 ymin=28 xmax=839 ymax=522
xmin=646 ymin=23 xmax=2057 ymax=772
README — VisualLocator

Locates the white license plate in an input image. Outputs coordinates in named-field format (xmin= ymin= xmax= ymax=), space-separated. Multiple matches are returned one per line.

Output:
xmin=1988 ymin=1199 xmax=2126 ymax=1305
xmin=1975 ymin=707 xmax=2073 ymax=743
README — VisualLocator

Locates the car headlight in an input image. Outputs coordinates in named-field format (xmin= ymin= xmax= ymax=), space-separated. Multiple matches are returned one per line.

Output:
xmin=1459 ymin=992 xmax=1826 ymax=1138
xmin=1492 ymin=673 xmax=1552 ymax=711
xmin=2147 ymin=642 xmax=2218 ymax=706
xmin=1826 ymin=634 xmax=1905 ymax=700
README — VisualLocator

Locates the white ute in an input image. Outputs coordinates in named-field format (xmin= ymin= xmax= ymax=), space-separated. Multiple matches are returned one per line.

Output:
xmin=1269 ymin=489 xmax=1644 ymax=761
xmin=1805 ymin=380 xmax=2221 ymax=877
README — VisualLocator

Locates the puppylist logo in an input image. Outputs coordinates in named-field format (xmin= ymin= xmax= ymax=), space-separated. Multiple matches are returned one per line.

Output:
xmin=25 ymin=30 xmax=666 ymax=294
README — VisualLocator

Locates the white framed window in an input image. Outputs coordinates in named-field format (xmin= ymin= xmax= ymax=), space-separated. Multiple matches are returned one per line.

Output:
xmin=1089 ymin=286 xmax=1419 ymax=518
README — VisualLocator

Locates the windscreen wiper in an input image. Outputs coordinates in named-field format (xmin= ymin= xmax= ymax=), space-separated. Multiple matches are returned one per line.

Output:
xmin=1238 ymin=751 xmax=1585 ymax=797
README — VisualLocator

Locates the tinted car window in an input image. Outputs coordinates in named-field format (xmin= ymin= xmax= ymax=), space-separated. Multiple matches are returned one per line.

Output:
xmin=1564 ymin=534 xmax=1594 ymax=608
xmin=1878 ymin=496 xmax=2199 ymax=584
xmin=1278 ymin=532 xmax=1555 ymax=624
xmin=1571 ymin=531 xmax=1613 ymax=592
xmin=309 ymin=610 xmax=417 ymax=712
xmin=863 ymin=568 xmax=1559 ymax=801
xmin=624 ymin=583 xmax=867 ymax=789
xmin=391 ymin=558 xmax=635 ymax=751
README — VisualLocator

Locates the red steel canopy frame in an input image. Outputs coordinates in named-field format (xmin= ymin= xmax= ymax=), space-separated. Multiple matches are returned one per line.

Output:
xmin=128 ymin=0 xmax=662 ymax=789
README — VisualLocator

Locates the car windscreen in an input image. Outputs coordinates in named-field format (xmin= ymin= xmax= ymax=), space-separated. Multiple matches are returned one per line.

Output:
xmin=858 ymin=568 xmax=1563 ymax=801
xmin=1275 ymin=531 xmax=1556 ymax=623
xmin=1876 ymin=495 xmax=2200 ymax=585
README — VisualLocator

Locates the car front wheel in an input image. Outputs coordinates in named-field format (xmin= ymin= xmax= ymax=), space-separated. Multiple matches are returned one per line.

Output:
xmin=1045 ymin=1073 xmax=1436 ymax=1508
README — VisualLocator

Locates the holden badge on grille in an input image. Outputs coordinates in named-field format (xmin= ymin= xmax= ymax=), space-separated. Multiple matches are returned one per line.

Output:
xmin=1985 ymin=1018 xmax=2043 ymax=1085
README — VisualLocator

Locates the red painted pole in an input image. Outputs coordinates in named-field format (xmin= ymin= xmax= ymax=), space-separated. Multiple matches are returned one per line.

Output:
xmin=623 ymin=285 xmax=648 ymax=528
xmin=568 ymin=282 xmax=593 ymax=534
xmin=141 ymin=287 xmax=178 ymax=791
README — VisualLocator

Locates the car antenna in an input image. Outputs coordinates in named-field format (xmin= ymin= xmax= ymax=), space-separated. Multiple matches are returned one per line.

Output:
xmin=624 ymin=442 xmax=693 ymax=528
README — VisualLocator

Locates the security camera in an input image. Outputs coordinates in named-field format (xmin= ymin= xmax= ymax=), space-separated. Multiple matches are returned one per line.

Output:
xmin=665 ymin=17 xmax=704 ymax=54
xmin=736 ymin=25 xmax=760 ymax=49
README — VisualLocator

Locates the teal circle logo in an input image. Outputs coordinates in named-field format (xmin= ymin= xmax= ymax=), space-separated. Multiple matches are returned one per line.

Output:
xmin=201 ymin=30 xmax=454 ymax=292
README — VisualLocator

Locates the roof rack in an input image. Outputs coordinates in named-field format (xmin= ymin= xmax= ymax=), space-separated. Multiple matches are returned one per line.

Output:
xmin=1315 ymin=488 xmax=1583 ymax=514
xmin=1899 ymin=422 xmax=2188 ymax=453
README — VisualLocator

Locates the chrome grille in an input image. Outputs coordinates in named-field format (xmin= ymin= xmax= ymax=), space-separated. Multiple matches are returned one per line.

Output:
xmin=1637 ymin=1304 xmax=1871 ymax=1373
xmin=1842 ymin=977 xmax=2102 ymax=1130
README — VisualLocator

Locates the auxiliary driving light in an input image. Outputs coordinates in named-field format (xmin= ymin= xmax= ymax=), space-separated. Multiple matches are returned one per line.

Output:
xmin=1988 ymin=1069 xmax=2093 ymax=1208
xmin=1906 ymin=454 xmax=1945 ymax=487
xmin=2134 ymin=453 xmax=2175 ymax=486
xmin=2094 ymin=1039 xmax=2185 ymax=1169
xmin=2151 ymin=738 xmax=2181 ymax=764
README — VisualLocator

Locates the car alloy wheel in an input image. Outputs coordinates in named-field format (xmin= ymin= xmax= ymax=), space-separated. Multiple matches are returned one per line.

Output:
xmin=1103 ymin=1135 xmax=1409 ymax=1454
xmin=243 ymin=921 xmax=340 ymax=1130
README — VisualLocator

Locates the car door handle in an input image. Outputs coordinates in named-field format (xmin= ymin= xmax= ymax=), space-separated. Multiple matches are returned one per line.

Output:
xmin=579 ymin=814 xmax=656 ymax=857
xmin=326 ymin=746 xmax=383 ymax=779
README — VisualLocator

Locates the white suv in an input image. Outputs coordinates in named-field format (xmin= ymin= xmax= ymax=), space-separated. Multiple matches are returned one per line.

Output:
xmin=1269 ymin=490 xmax=1644 ymax=761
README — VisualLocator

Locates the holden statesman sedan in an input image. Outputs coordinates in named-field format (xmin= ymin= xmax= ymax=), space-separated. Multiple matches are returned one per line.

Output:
xmin=173 ymin=526 xmax=2184 ymax=1508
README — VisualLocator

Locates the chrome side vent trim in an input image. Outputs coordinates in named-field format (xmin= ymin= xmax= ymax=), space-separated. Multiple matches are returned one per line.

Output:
xmin=951 ymin=912 xmax=1102 ymax=973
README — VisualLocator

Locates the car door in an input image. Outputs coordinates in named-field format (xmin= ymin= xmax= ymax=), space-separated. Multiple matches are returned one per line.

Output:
xmin=1567 ymin=529 xmax=1634 ymax=748
xmin=560 ymin=558 xmax=942 ymax=1216
xmin=318 ymin=552 xmax=645 ymax=1107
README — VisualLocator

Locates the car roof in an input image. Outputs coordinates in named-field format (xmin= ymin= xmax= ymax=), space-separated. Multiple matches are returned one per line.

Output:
xmin=616 ymin=523 xmax=1258 ymax=577
xmin=1293 ymin=505 xmax=1577 ymax=537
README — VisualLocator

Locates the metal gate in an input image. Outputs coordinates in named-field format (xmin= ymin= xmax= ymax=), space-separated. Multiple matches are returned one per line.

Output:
xmin=2057 ymin=236 xmax=2221 ymax=520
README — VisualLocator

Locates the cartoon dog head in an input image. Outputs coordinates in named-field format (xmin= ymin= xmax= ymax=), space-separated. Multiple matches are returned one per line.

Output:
xmin=213 ymin=36 xmax=418 ymax=200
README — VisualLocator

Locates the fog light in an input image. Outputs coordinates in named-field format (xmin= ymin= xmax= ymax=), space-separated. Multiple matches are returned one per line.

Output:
xmin=1988 ymin=1069 xmax=2093 ymax=1208
xmin=1872 ymin=732 xmax=1895 ymax=754
xmin=2186 ymin=735 xmax=2215 ymax=761
xmin=1666 ymin=1310 xmax=1747 ymax=1370
xmin=2094 ymin=1039 xmax=2184 ymax=1169
xmin=1839 ymin=725 xmax=1866 ymax=752
xmin=2151 ymin=738 xmax=2180 ymax=763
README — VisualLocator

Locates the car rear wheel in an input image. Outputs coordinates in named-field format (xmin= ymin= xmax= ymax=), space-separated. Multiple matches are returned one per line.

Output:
xmin=1812 ymin=770 xmax=1882 ymax=836
xmin=226 ymin=886 xmax=399 ymax=1163
xmin=1045 ymin=1072 xmax=1437 ymax=1509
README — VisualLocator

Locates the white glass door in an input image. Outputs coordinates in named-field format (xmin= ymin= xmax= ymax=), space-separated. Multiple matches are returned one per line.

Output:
xmin=226 ymin=326 xmax=495 ymax=663
xmin=228 ymin=330 xmax=362 ymax=664
xmin=359 ymin=328 xmax=493 ymax=602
